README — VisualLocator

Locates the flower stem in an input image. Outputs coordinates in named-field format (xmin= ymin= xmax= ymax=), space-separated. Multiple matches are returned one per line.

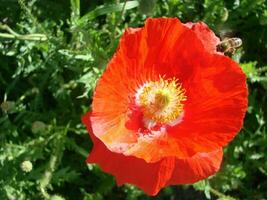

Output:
xmin=209 ymin=187 xmax=236 ymax=200
xmin=39 ymin=126 xmax=68 ymax=199
xmin=0 ymin=23 xmax=47 ymax=41
xmin=111 ymin=0 xmax=128 ymax=41
xmin=257 ymin=66 xmax=267 ymax=72
xmin=40 ymin=154 xmax=58 ymax=199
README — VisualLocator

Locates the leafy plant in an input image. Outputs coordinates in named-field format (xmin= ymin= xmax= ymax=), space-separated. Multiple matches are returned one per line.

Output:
xmin=1 ymin=0 xmax=267 ymax=199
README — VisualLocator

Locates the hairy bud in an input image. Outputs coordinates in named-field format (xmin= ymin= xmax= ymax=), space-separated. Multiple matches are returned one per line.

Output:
xmin=21 ymin=160 xmax=33 ymax=173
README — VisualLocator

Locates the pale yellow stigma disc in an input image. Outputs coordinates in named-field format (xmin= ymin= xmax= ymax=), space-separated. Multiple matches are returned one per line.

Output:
xmin=138 ymin=77 xmax=186 ymax=124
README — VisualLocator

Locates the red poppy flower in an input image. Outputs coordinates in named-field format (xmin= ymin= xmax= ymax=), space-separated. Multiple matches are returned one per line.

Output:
xmin=82 ymin=18 xmax=248 ymax=196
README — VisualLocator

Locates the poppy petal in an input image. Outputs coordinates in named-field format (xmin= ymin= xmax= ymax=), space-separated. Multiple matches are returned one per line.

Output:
xmin=167 ymin=148 xmax=223 ymax=185
xmin=82 ymin=18 xmax=248 ymax=195
xmin=90 ymin=17 xmax=198 ymax=158
xmin=89 ymin=17 xmax=247 ymax=163
xmin=185 ymin=22 xmax=221 ymax=54
xmin=167 ymin=53 xmax=248 ymax=155
xmin=82 ymin=112 xmax=223 ymax=196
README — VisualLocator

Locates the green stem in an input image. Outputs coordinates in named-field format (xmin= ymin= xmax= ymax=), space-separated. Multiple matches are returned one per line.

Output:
xmin=70 ymin=0 xmax=80 ymax=23
xmin=0 ymin=24 xmax=47 ymax=41
xmin=111 ymin=0 xmax=128 ymax=41
xmin=40 ymin=123 xmax=70 ymax=200
xmin=39 ymin=145 xmax=62 ymax=199
xmin=40 ymin=189 xmax=50 ymax=199
xmin=66 ymin=138 xmax=88 ymax=158
xmin=0 ymin=33 xmax=47 ymax=41
xmin=257 ymin=66 xmax=267 ymax=72
xmin=209 ymin=187 xmax=236 ymax=200
xmin=39 ymin=125 xmax=68 ymax=199
xmin=0 ymin=24 xmax=20 ymax=36
xmin=18 ymin=0 xmax=40 ymax=30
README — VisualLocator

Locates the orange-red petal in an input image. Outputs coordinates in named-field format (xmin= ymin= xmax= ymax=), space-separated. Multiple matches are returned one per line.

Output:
xmin=185 ymin=22 xmax=221 ymax=54
xmin=82 ymin=18 xmax=247 ymax=195
xmin=82 ymin=112 xmax=223 ymax=196
xmin=167 ymin=53 xmax=248 ymax=155
xmin=89 ymin=17 xmax=247 ymax=162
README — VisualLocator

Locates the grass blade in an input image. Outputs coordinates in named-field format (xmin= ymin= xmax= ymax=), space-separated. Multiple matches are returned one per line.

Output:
xmin=77 ymin=1 xmax=139 ymax=26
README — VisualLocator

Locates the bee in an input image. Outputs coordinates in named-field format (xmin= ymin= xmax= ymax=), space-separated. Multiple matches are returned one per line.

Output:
xmin=217 ymin=37 xmax=242 ymax=55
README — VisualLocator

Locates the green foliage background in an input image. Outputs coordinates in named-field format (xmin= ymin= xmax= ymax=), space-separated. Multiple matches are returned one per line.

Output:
xmin=0 ymin=0 xmax=267 ymax=199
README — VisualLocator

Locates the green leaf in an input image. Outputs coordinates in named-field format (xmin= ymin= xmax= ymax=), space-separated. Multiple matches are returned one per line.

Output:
xmin=77 ymin=1 xmax=139 ymax=26
xmin=139 ymin=0 xmax=157 ymax=15
xmin=70 ymin=0 xmax=80 ymax=23
xmin=193 ymin=180 xmax=211 ymax=199
xmin=52 ymin=167 xmax=80 ymax=186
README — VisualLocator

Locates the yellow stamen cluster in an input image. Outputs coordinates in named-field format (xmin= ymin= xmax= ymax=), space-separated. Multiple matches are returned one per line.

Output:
xmin=138 ymin=77 xmax=186 ymax=124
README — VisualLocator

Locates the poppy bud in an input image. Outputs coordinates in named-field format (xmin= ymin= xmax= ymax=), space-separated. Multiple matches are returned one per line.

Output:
xmin=50 ymin=194 xmax=65 ymax=200
xmin=1 ymin=101 xmax=15 ymax=112
xmin=31 ymin=121 xmax=46 ymax=134
xmin=21 ymin=160 xmax=33 ymax=173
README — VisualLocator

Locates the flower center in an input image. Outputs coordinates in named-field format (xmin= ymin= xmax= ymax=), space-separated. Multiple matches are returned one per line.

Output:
xmin=137 ymin=77 xmax=186 ymax=124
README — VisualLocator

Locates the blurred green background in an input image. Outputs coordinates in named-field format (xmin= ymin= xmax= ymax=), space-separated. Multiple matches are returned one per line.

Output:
xmin=0 ymin=0 xmax=267 ymax=199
